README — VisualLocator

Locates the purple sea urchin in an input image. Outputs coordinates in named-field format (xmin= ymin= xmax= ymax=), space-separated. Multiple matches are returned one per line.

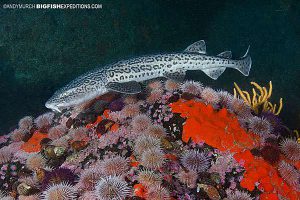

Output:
xmin=140 ymin=148 xmax=165 ymax=170
xmin=137 ymin=169 xmax=162 ymax=188
xmin=248 ymin=116 xmax=272 ymax=136
xmin=181 ymin=150 xmax=211 ymax=172
xmin=98 ymin=156 xmax=129 ymax=176
xmin=180 ymin=80 xmax=203 ymax=96
xmin=278 ymin=161 xmax=300 ymax=188
xmin=109 ymin=99 xmax=125 ymax=112
xmin=94 ymin=175 xmax=131 ymax=200
xmin=177 ymin=169 xmax=198 ymax=188
xmin=201 ymin=87 xmax=220 ymax=105
xmin=145 ymin=185 xmax=170 ymax=200
xmin=134 ymin=135 xmax=161 ymax=156
xmin=225 ymin=190 xmax=253 ymax=200
xmin=48 ymin=125 xmax=68 ymax=140
xmin=41 ymin=168 xmax=76 ymax=190
xmin=40 ymin=182 xmax=77 ymax=200
xmin=279 ymin=138 xmax=300 ymax=161
xmin=131 ymin=114 xmax=152 ymax=132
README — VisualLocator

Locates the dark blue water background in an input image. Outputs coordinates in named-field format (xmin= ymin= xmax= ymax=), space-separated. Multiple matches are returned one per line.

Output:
xmin=0 ymin=0 xmax=299 ymax=134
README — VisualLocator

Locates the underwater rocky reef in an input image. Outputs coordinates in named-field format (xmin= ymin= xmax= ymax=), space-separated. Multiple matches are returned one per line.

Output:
xmin=0 ymin=80 xmax=299 ymax=200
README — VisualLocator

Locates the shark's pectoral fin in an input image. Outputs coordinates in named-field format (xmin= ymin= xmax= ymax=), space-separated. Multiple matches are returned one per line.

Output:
xmin=106 ymin=81 xmax=141 ymax=94
xmin=164 ymin=71 xmax=186 ymax=82
xmin=217 ymin=51 xmax=232 ymax=59
xmin=184 ymin=40 xmax=206 ymax=54
xmin=202 ymin=67 xmax=226 ymax=80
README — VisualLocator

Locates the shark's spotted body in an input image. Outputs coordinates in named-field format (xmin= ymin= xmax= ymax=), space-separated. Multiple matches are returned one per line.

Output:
xmin=46 ymin=40 xmax=251 ymax=112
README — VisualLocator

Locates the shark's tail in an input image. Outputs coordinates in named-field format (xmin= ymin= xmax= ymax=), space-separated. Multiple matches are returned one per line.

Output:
xmin=235 ymin=46 xmax=252 ymax=76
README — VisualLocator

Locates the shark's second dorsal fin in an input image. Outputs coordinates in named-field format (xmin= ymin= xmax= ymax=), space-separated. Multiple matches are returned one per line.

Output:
xmin=184 ymin=40 xmax=206 ymax=54
xmin=217 ymin=51 xmax=232 ymax=59
xmin=106 ymin=81 xmax=141 ymax=94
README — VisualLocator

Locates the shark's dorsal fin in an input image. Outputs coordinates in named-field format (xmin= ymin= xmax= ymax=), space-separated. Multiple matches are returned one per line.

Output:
xmin=217 ymin=51 xmax=232 ymax=59
xmin=164 ymin=70 xmax=186 ymax=82
xmin=106 ymin=81 xmax=141 ymax=94
xmin=202 ymin=67 xmax=226 ymax=80
xmin=184 ymin=40 xmax=206 ymax=54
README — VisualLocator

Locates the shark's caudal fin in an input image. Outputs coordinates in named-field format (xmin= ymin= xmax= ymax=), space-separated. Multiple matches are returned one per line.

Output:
xmin=235 ymin=46 xmax=252 ymax=76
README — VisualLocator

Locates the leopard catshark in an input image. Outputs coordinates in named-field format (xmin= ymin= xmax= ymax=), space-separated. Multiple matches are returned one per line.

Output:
xmin=45 ymin=40 xmax=251 ymax=112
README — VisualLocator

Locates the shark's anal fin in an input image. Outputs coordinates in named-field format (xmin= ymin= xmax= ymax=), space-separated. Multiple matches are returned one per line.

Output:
xmin=164 ymin=70 xmax=186 ymax=82
xmin=184 ymin=40 xmax=206 ymax=54
xmin=106 ymin=81 xmax=141 ymax=94
xmin=202 ymin=67 xmax=226 ymax=80
xmin=217 ymin=51 xmax=232 ymax=58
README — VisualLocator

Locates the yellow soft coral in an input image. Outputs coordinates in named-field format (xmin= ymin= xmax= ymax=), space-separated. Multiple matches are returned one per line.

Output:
xmin=233 ymin=81 xmax=283 ymax=115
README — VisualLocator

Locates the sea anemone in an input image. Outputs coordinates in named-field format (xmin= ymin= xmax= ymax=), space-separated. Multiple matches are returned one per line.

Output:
xmin=51 ymin=136 xmax=69 ymax=148
xmin=26 ymin=153 xmax=46 ymax=170
xmin=148 ymin=80 xmax=163 ymax=91
xmin=77 ymin=167 xmax=102 ymax=190
xmin=0 ymin=146 xmax=13 ymax=164
xmin=69 ymin=127 xmax=89 ymax=141
xmin=18 ymin=116 xmax=34 ymax=131
xmin=137 ymin=169 xmax=162 ymax=187
xmin=228 ymin=97 xmax=252 ymax=118
xmin=140 ymin=148 xmax=165 ymax=170
xmin=41 ymin=168 xmax=76 ymax=190
xmin=94 ymin=175 xmax=131 ymax=200
xmin=19 ymin=194 xmax=40 ymax=200
xmin=218 ymin=90 xmax=234 ymax=108
xmin=224 ymin=190 xmax=253 ymax=200
xmin=164 ymin=79 xmax=180 ymax=92
xmin=180 ymin=80 xmax=203 ymax=96
xmin=34 ymin=112 xmax=55 ymax=132
xmin=180 ymin=150 xmax=211 ymax=172
xmin=0 ymin=191 xmax=14 ymax=200
xmin=134 ymin=135 xmax=161 ymax=156
xmin=279 ymin=138 xmax=300 ymax=161
xmin=79 ymin=191 xmax=98 ymax=200
xmin=200 ymin=87 xmax=220 ymax=105
xmin=177 ymin=169 xmax=198 ymax=188
xmin=123 ymin=95 xmax=138 ymax=105
xmin=10 ymin=128 xmax=27 ymax=142
xmin=147 ymin=89 xmax=164 ymax=104
xmin=48 ymin=125 xmax=68 ymax=140
xmin=120 ymin=104 xmax=140 ymax=118
xmin=40 ymin=182 xmax=77 ymax=200
xmin=145 ymin=185 xmax=170 ymax=200
xmin=144 ymin=124 xmax=166 ymax=138
xmin=248 ymin=116 xmax=272 ymax=136
xmin=109 ymin=99 xmax=125 ymax=111
xmin=131 ymin=114 xmax=152 ymax=132
xmin=98 ymin=156 xmax=129 ymax=176
xmin=278 ymin=161 xmax=300 ymax=188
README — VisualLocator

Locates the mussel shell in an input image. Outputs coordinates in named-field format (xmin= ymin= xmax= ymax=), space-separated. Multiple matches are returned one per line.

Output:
xmin=17 ymin=183 xmax=38 ymax=196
